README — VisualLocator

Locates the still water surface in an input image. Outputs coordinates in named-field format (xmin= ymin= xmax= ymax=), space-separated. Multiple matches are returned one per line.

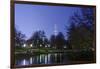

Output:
xmin=15 ymin=52 xmax=93 ymax=66
xmin=15 ymin=53 xmax=71 ymax=65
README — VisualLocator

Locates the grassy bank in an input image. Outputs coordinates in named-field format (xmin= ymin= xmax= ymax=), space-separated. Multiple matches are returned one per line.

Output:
xmin=15 ymin=47 xmax=94 ymax=60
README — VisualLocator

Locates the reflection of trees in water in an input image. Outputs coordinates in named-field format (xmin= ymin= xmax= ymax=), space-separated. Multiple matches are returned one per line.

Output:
xmin=15 ymin=52 xmax=94 ymax=66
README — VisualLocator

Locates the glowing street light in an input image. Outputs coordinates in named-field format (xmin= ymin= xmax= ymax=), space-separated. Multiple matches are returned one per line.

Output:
xmin=23 ymin=44 xmax=26 ymax=47
xmin=30 ymin=44 xmax=33 ymax=47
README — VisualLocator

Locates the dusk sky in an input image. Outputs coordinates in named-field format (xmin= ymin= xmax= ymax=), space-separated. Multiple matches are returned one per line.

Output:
xmin=15 ymin=4 xmax=81 ymax=40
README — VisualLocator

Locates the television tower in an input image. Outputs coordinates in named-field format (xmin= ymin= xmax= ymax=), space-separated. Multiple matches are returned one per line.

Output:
xmin=54 ymin=23 xmax=58 ymax=36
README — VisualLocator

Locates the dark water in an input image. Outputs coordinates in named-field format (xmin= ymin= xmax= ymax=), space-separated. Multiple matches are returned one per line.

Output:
xmin=15 ymin=52 xmax=94 ymax=66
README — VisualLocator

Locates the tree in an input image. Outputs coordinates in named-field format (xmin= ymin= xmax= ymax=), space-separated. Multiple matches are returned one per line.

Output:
xmin=27 ymin=30 xmax=48 ymax=48
xmin=15 ymin=28 xmax=26 ymax=47
xmin=55 ymin=32 xmax=65 ymax=49
xmin=50 ymin=35 xmax=56 ymax=48
xmin=67 ymin=23 xmax=79 ymax=49
xmin=67 ymin=7 xmax=95 ymax=49
xmin=43 ymin=38 xmax=49 ymax=47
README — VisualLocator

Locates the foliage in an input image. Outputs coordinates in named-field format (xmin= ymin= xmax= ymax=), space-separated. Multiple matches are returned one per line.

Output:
xmin=50 ymin=32 xmax=65 ymax=49
xmin=27 ymin=30 xmax=48 ymax=48
xmin=15 ymin=28 xmax=26 ymax=47
xmin=50 ymin=34 xmax=56 ymax=48
xmin=67 ymin=8 xmax=95 ymax=49
xmin=55 ymin=32 xmax=65 ymax=49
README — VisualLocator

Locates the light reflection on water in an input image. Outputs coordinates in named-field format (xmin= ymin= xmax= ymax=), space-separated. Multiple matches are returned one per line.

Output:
xmin=15 ymin=53 xmax=69 ymax=66
xmin=15 ymin=51 xmax=94 ymax=66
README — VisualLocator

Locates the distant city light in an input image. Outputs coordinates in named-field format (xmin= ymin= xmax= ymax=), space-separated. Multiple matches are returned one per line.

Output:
xmin=64 ymin=46 xmax=67 ymax=48
xmin=40 ymin=44 xmax=42 ymax=47
xmin=48 ymin=44 xmax=50 ymax=47
xmin=23 ymin=44 xmax=26 ymax=47
xmin=45 ymin=45 xmax=47 ymax=47
xmin=30 ymin=44 xmax=33 ymax=47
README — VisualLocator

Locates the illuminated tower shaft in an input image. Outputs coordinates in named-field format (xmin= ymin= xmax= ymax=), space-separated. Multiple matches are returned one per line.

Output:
xmin=54 ymin=23 xmax=58 ymax=36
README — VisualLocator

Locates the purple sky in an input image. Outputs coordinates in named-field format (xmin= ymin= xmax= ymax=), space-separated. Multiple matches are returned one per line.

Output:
xmin=15 ymin=4 xmax=81 ymax=40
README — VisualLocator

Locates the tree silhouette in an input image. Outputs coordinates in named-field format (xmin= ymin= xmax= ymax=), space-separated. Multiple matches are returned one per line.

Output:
xmin=43 ymin=38 xmax=49 ymax=47
xmin=50 ymin=32 xmax=65 ymax=49
xmin=55 ymin=32 xmax=65 ymax=49
xmin=15 ymin=28 xmax=26 ymax=47
xmin=67 ymin=8 xmax=95 ymax=50
xmin=50 ymin=35 xmax=56 ymax=48
xmin=27 ymin=30 xmax=48 ymax=48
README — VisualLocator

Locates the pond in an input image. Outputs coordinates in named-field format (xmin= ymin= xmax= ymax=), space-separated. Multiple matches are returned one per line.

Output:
xmin=15 ymin=52 xmax=94 ymax=66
